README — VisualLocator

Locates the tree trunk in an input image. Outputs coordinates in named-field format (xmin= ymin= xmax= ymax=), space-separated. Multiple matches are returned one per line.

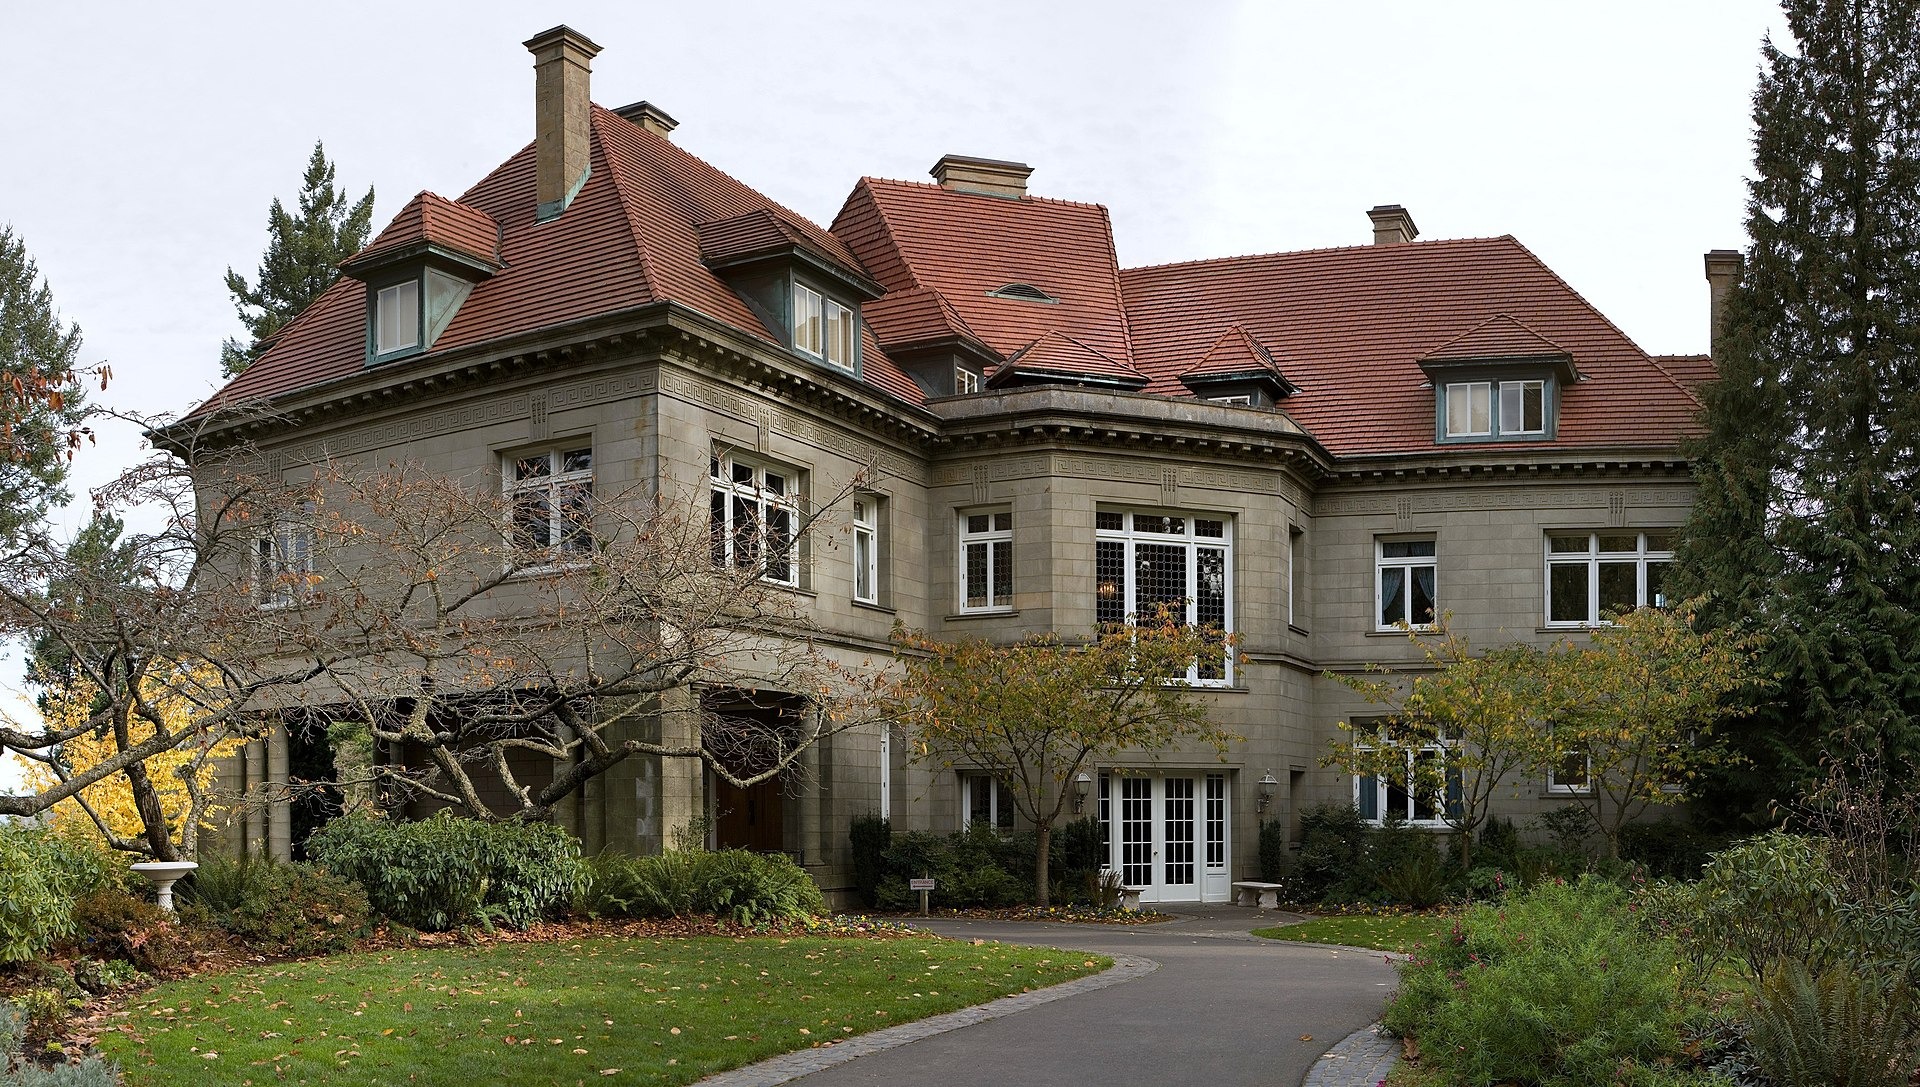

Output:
xmin=1456 ymin=826 xmax=1472 ymax=870
xmin=1034 ymin=820 xmax=1052 ymax=907
xmin=122 ymin=758 xmax=178 ymax=861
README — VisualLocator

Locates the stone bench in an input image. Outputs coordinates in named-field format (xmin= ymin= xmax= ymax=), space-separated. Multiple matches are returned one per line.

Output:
xmin=1232 ymin=881 xmax=1288 ymax=909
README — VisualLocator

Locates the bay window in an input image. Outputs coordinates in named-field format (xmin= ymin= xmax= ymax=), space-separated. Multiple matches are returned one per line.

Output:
xmin=1093 ymin=509 xmax=1232 ymax=684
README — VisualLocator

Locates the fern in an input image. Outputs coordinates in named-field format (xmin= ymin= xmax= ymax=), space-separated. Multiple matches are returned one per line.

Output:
xmin=1746 ymin=960 xmax=1920 ymax=1087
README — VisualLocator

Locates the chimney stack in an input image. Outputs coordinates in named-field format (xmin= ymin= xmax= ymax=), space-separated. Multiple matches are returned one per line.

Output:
xmin=930 ymin=155 xmax=1033 ymax=199
xmin=1703 ymin=249 xmax=1743 ymax=348
xmin=614 ymin=100 xmax=679 ymax=139
xmin=524 ymin=25 xmax=602 ymax=222
xmin=1367 ymin=205 xmax=1419 ymax=245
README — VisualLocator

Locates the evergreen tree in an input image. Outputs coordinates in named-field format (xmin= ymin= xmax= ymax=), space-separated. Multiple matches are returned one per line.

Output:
xmin=221 ymin=142 xmax=374 ymax=376
xmin=24 ymin=509 xmax=134 ymax=711
xmin=1674 ymin=0 xmax=1920 ymax=822
xmin=0 ymin=224 xmax=88 ymax=541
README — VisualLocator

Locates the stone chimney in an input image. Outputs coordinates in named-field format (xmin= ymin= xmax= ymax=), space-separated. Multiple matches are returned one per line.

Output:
xmin=1367 ymin=205 xmax=1419 ymax=245
xmin=1703 ymin=249 xmax=1744 ymax=347
xmin=524 ymin=25 xmax=602 ymax=222
xmin=614 ymin=100 xmax=678 ymax=139
xmin=930 ymin=155 xmax=1033 ymax=199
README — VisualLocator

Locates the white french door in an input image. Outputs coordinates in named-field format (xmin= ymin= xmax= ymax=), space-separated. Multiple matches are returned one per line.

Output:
xmin=1104 ymin=772 xmax=1229 ymax=903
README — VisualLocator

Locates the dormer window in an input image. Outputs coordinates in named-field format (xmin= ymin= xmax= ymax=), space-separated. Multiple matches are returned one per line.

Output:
xmin=1441 ymin=378 xmax=1553 ymax=440
xmin=375 ymin=280 xmax=421 ymax=357
xmin=793 ymin=282 xmax=857 ymax=373
xmin=988 ymin=283 xmax=1057 ymax=303
xmin=955 ymin=366 xmax=981 ymax=394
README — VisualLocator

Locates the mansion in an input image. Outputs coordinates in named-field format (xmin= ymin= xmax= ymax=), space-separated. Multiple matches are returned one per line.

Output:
xmin=192 ymin=27 xmax=1722 ymax=905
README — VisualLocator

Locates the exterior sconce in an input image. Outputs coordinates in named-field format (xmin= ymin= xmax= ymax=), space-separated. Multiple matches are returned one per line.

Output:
xmin=1257 ymin=769 xmax=1279 ymax=815
xmin=1073 ymin=771 xmax=1093 ymax=813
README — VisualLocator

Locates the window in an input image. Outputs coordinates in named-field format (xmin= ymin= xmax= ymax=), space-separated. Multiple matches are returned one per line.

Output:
xmin=1094 ymin=509 xmax=1233 ymax=684
xmin=1548 ymin=746 xmax=1593 ymax=795
xmin=958 ymin=509 xmax=1013 ymax=611
xmin=1208 ymin=394 xmax=1253 ymax=406
xmin=1376 ymin=538 xmax=1437 ymax=629
xmin=710 ymin=454 xmax=799 ymax=586
xmin=507 ymin=447 xmax=594 ymax=559
xmin=954 ymin=366 xmax=981 ymax=395
xmin=1354 ymin=744 xmax=1461 ymax=827
xmin=1288 ymin=525 xmax=1304 ymax=628
xmin=852 ymin=496 xmax=880 ymax=604
xmin=254 ymin=505 xmax=316 ymax=608
xmin=1545 ymin=531 xmax=1673 ymax=626
xmin=961 ymin=772 xmax=1015 ymax=833
xmin=792 ymin=283 xmax=856 ymax=373
xmin=375 ymin=281 xmax=420 ymax=356
xmin=1443 ymin=378 xmax=1552 ymax=439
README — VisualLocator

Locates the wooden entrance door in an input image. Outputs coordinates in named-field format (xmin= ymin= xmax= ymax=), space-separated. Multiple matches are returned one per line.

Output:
xmin=714 ymin=774 xmax=784 ymax=854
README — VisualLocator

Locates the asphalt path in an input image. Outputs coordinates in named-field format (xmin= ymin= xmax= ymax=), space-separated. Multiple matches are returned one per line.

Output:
xmin=788 ymin=909 xmax=1398 ymax=1087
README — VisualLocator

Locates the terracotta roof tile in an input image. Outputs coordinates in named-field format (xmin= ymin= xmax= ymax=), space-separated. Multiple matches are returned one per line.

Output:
xmin=346 ymin=191 xmax=502 ymax=270
xmin=832 ymin=179 xmax=1134 ymax=366
xmin=1121 ymin=238 xmax=1703 ymax=457
xmin=1183 ymin=325 xmax=1291 ymax=383
xmin=989 ymin=329 xmax=1146 ymax=388
xmin=193 ymin=106 xmax=921 ymax=418
xmin=1421 ymin=313 xmax=1569 ymax=362
xmin=1653 ymin=353 xmax=1717 ymax=396
xmin=860 ymin=287 xmax=990 ymax=354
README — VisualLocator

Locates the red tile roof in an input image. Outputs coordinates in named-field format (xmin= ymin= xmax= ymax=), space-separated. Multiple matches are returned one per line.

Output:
xmin=1653 ymin=354 xmax=1716 ymax=396
xmin=860 ymin=287 xmax=990 ymax=355
xmin=1183 ymin=325 xmax=1291 ymax=383
xmin=1121 ymin=238 xmax=1702 ymax=457
xmin=1420 ymin=313 xmax=1569 ymax=363
xmin=194 ymin=106 xmax=919 ymax=417
xmin=989 ymin=330 xmax=1146 ymax=388
xmin=831 ymin=179 xmax=1134 ymax=367
xmin=347 ymin=191 xmax=502 ymax=271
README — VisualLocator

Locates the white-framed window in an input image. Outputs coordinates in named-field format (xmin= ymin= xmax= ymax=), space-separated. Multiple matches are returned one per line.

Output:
xmin=1544 ymin=530 xmax=1673 ymax=626
xmin=961 ymin=772 xmax=1015 ymax=833
xmin=1443 ymin=378 xmax=1551 ymax=439
xmin=1376 ymin=537 xmax=1437 ymax=630
xmin=955 ymin=366 xmax=981 ymax=395
xmin=375 ymin=280 xmax=420 ymax=356
xmin=852 ymin=495 xmax=880 ymax=605
xmin=1094 ymin=509 xmax=1233 ymax=684
xmin=1353 ymin=743 xmax=1460 ymax=827
xmin=507 ymin=447 xmax=594 ymax=559
xmin=710 ymin=454 xmax=799 ymax=587
xmin=1500 ymin=380 xmax=1546 ymax=434
xmin=1547 ymin=746 xmax=1593 ymax=795
xmin=958 ymin=509 xmax=1013 ymax=611
xmin=1208 ymin=394 xmax=1253 ymax=406
xmin=254 ymin=503 xmax=316 ymax=608
xmin=792 ymin=283 xmax=856 ymax=373
xmin=1445 ymin=381 xmax=1492 ymax=437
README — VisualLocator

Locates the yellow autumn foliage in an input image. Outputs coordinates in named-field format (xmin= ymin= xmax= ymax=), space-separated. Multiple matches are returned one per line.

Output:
xmin=25 ymin=669 xmax=246 ymax=843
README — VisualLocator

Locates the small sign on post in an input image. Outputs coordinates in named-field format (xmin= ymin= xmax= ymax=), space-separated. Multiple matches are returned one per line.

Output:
xmin=909 ymin=877 xmax=936 ymax=916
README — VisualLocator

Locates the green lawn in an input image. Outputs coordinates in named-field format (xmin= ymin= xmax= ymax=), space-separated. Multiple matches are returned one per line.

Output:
xmin=1253 ymin=912 xmax=1453 ymax=953
xmin=97 ymin=935 xmax=1108 ymax=1086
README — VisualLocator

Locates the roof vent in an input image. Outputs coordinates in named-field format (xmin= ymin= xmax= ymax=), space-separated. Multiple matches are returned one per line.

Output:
xmin=614 ymin=100 xmax=679 ymax=139
xmin=988 ymin=283 xmax=1057 ymax=303
xmin=1366 ymin=204 xmax=1419 ymax=246
xmin=930 ymin=154 xmax=1033 ymax=199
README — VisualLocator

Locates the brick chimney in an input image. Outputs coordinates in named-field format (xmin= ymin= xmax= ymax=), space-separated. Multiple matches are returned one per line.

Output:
xmin=614 ymin=100 xmax=678 ymax=139
xmin=930 ymin=155 xmax=1033 ymax=199
xmin=1703 ymin=249 xmax=1743 ymax=347
xmin=1367 ymin=205 xmax=1419 ymax=245
xmin=524 ymin=26 xmax=602 ymax=222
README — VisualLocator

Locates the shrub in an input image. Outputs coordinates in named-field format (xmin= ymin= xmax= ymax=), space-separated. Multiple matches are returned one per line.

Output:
xmin=306 ymin=812 xmax=585 ymax=931
xmin=1385 ymin=877 xmax=1698 ymax=1087
xmin=1619 ymin=817 xmax=1727 ymax=880
xmin=180 ymin=857 xmax=369 ymax=957
xmin=577 ymin=849 xmax=822 ymax=924
xmin=67 ymin=890 xmax=186 ymax=974
xmin=1374 ymin=838 xmax=1448 ymax=908
xmin=1693 ymin=831 xmax=1844 ymax=978
xmin=1294 ymin=803 xmax=1370 ymax=901
xmin=847 ymin=814 xmax=890 ymax=908
xmin=1477 ymin=816 xmax=1522 ymax=871
xmin=0 ymin=998 xmax=123 ymax=1086
xmin=1745 ymin=959 xmax=1920 ymax=1087
xmin=0 ymin=826 xmax=116 ymax=963
xmin=1257 ymin=819 xmax=1290 ymax=883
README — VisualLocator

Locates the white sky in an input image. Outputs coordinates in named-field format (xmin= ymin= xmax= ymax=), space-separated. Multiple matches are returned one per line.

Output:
xmin=0 ymin=1 xmax=1787 ymax=761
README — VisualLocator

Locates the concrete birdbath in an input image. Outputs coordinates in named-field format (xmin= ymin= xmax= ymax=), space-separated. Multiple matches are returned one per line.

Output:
xmin=128 ymin=861 xmax=198 ymax=912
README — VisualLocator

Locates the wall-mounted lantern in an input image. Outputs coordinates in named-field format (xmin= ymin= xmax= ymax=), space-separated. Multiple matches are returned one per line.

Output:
xmin=1256 ymin=769 xmax=1280 ymax=815
xmin=1073 ymin=771 xmax=1093 ymax=813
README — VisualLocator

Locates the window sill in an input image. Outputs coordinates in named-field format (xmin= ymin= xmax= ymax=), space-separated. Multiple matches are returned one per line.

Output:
xmin=852 ymin=599 xmax=895 ymax=616
xmin=504 ymin=559 xmax=595 ymax=581
xmin=946 ymin=608 xmax=1018 ymax=620
xmin=1365 ymin=626 xmax=1439 ymax=638
xmin=1542 ymin=789 xmax=1593 ymax=799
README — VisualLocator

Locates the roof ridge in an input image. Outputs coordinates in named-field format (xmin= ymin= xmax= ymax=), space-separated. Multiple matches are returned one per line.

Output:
xmin=856 ymin=175 xmax=1112 ymax=214
xmin=1421 ymin=312 xmax=1573 ymax=360
xmin=589 ymin=109 xmax=664 ymax=304
xmin=1119 ymin=235 xmax=1518 ymax=277
xmin=1091 ymin=202 xmax=1139 ymax=372
xmin=834 ymin=179 xmax=922 ymax=291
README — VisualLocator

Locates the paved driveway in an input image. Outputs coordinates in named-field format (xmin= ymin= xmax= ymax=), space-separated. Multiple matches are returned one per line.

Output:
xmin=785 ymin=908 xmax=1398 ymax=1087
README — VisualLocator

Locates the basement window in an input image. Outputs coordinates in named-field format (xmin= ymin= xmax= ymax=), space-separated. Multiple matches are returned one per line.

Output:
xmin=988 ymin=283 xmax=1057 ymax=303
